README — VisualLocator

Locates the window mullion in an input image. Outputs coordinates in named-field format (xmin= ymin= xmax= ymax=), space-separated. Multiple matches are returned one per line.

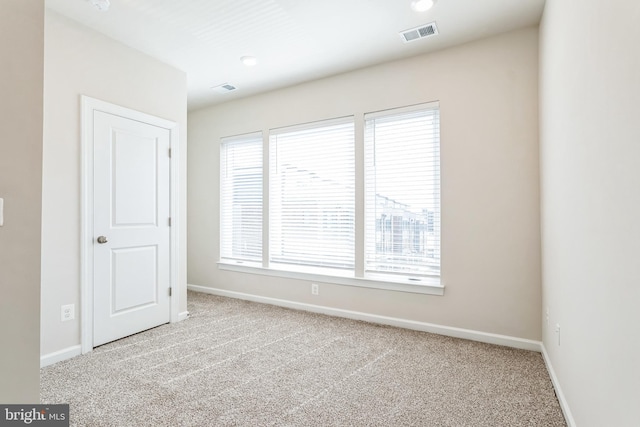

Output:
xmin=262 ymin=129 xmax=270 ymax=268
xmin=354 ymin=114 xmax=365 ymax=278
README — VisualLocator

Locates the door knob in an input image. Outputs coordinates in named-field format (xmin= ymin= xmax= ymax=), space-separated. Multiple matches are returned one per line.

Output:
xmin=97 ymin=236 xmax=108 ymax=244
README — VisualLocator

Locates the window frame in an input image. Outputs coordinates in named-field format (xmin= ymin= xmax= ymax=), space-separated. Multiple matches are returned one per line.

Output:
xmin=219 ymin=131 xmax=264 ymax=264
xmin=268 ymin=116 xmax=356 ymax=271
xmin=218 ymin=103 xmax=443 ymax=296
xmin=364 ymin=102 xmax=441 ymax=277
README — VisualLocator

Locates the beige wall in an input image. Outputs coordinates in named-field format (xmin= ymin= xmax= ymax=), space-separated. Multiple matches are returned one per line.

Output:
xmin=188 ymin=27 xmax=541 ymax=340
xmin=41 ymin=11 xmax=188 ymax=357
xmin=0 ymin=0 xmax=44 ymax=403
xmin=539 ymin=1 xmax=640 ymax=425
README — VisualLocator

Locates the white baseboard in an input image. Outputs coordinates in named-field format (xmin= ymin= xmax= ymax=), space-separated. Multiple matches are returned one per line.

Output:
xmin=541 ymin=344 xmax=576 ymax=427
xmin=40 ymin=345 xmax=82 ymax=368
xmin=187 ymin=284 xmax=542 ymax=352
xmin=178 ymin=310 xmax=190 ymax=321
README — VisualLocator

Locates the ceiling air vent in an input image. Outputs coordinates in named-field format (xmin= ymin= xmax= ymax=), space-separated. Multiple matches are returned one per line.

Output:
xmin=212 ymin=83 xmax=237 ymax=93
xmin=400 ymin=22 xmax=439 ymax=43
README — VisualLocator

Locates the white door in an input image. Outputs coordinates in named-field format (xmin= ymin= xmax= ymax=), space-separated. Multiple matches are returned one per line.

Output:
xmin=92 ymin=110 xmax=171 ymax=347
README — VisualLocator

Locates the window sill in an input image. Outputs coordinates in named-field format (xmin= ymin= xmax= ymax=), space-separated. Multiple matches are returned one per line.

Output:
xmin=217 ymin=261 xmax=444 ymax=296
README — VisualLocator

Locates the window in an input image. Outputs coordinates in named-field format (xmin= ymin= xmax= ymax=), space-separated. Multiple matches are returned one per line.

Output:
xmin=219 ymin=103 xmax=441 ymax=293
xmin=269 ymin=118 xmax=355 ymax=270
xmin=220 ymin=133 xmax=263 ymax=262
xmin=364 ymin=104 xmax=440 ymax=276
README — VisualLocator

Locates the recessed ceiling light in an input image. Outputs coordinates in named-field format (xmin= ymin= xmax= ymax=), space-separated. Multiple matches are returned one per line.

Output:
xmin=240 ymin=56 xmax=258 ymax=67
xmin=411 ymin=0 xmax=435 ymax=12
xmin=88 ymin=0 xmax=110 ymax=12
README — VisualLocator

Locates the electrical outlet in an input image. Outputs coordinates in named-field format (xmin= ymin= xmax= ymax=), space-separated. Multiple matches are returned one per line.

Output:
xmin=61 ymin=304 xmax=74 ymax=322
xmin=546 ymin=307 xmax=549 ymax=326
xmin=311 ymin=283 xmax=319 ymax=296
xmin=555 ymin=323 xmax=561 ymax=346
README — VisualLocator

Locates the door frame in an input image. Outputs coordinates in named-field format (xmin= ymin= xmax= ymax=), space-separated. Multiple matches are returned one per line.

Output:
xmin=80 ymin=95 xmax=180 ymax=354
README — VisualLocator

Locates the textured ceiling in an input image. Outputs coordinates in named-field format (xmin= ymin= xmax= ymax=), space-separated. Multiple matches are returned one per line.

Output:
xmin=46 ymin=0 xmax=546 ymax=110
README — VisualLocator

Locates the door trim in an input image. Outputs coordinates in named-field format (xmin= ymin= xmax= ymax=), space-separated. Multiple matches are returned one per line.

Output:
xmin=80 ymin=95 xmax=180 ymax=354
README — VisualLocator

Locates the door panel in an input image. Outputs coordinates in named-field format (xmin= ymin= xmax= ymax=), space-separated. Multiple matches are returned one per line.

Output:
xmin=112 ymin=246 xmax=158 ymax=313
xmin=93 ymin=110 xmax=171 ymax=347
xmin=112 ymin=130 xmax=159 ymax=227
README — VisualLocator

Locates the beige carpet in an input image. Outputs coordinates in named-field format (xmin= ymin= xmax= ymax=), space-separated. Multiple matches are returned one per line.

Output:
xmin=41 ymin=291 xmax=566 ymax=426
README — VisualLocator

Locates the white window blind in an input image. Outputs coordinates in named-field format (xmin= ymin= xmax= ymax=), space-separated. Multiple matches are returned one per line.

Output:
xmin=220 ymin=133 xmax=263 ymax=262
xmin=364 ymin=104 xmax=441 ymax=276
xmin=269 ymin=118 xmax=355 ymax=270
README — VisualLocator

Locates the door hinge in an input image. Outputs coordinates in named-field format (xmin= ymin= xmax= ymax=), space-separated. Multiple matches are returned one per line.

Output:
xmin=169 ymin=148 xmax=172 ymax=158
xmin=168 ymin=217 xmax=172 ymax=227
xmin=169 ymin=287 xmax=172 ymax=297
